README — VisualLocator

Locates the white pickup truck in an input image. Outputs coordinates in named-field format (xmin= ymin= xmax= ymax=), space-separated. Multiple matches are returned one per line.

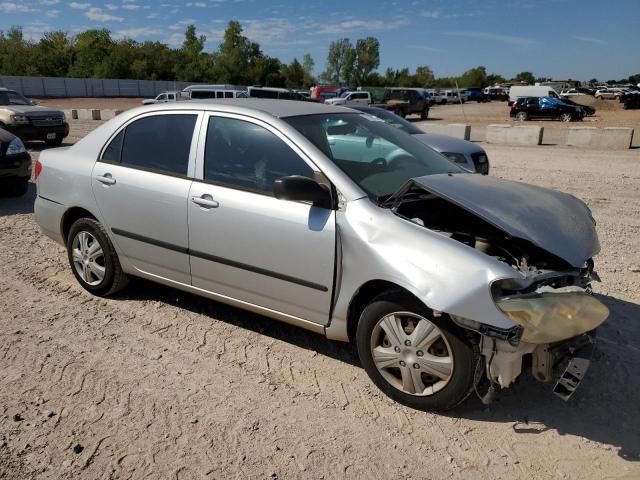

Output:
xmin=325 ymin=91 xmax=371 ymax=106
xmin=141 ymin=91 xmax=188 ymax=105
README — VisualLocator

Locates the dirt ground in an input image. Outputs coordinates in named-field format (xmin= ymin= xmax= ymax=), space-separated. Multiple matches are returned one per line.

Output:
xmin=1 ymin=121 xmax=640 ymax=479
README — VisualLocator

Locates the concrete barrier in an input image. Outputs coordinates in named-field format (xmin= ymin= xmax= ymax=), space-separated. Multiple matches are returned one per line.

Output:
xmin=100 ymin=109 xmax=123 ymax=120
xmin=61 ymin=109 xmax=77 ymax=120
xmin=423 ymin=123 xmax=471 ymax=140
xmin=485 ymin=124 xmax=543 ymax=146
xmin=567 ymin=127 xmax=634 ymax=150
xmin=76 ymin=109 xmax=100 ymax=120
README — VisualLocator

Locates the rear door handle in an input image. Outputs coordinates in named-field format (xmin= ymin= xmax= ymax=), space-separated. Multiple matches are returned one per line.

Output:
xmin=191 ymin=195 xmax=219 ymax=209
xmin=96 ymin=173 xmax=116 ymax=185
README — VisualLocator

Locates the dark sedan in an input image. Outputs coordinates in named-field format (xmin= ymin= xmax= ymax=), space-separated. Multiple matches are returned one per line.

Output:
xmin=0 ymin=128 xmax=32 ymax=196
xmin=510 ymin=96 xmax=584 ymax=122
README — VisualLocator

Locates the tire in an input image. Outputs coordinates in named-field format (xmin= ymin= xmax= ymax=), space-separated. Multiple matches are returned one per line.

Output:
xmin=420 ymin=108 xmax=429 ymax=120
xmin=66 ymin=218 xmax=128 ymax=296
xmin=398 ymin=108 xmax=407 ymax=119
xmin=516 ymin=111 xmax=528 ymax=121
xmin=356 ymin=291 xmax=478 ymax=411
xmin=560 ymin=112 xmax=573 ymax=122
xmin=596 ymin=95 xmax=603 ymax=100
xmin=45 ymin=137 xmax=63 ymax=147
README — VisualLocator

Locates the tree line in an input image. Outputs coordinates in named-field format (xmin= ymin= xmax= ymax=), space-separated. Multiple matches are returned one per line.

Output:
xmin=1 ymin=21 xmax=637 ymax=89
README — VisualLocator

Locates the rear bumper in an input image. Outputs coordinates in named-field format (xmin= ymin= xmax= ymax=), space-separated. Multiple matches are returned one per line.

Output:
xmin=0 ymin=152 xmax=31 ymax=179
xmin=34 ymin=194 xmax=65 ymax=245
xmin=4 ymin=123 xmax=69 ymax=142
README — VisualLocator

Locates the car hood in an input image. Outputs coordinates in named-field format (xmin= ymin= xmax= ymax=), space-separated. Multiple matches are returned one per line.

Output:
xmin=406 ymin=174 xmax=600 ymax=267
xmin=0 ymin=105 xmax=64 ymax=116
xmin=413 ymin=132 xmax=484 ymax=155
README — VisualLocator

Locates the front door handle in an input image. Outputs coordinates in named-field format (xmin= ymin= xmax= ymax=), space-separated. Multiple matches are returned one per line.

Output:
xmin=96 ymin=173 xmax=116 ymax=185
xmin=191 ymin=194 xmax=219 ymax=209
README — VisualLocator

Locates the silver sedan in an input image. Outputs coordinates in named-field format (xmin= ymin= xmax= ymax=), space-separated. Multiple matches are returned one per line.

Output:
xmin=34 ymin=99 xmax=609 ymax=411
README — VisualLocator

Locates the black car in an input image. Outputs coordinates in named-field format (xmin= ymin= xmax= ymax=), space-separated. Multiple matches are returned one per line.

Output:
xmin=0 ymin=128 xmax=32 ymax=197
xmin=561 ymin=98 xmax=596 ymax=116
xmin=510 ymin=96 xmax=584 ymax=122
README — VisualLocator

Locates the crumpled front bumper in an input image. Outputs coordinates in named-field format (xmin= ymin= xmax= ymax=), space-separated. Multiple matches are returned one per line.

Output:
xmin=548 ymin=330 xmax=597 ymax=401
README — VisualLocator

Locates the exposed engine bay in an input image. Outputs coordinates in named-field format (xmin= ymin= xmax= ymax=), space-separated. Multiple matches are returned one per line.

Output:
xmin=386 ymin=180 xmax=609 ymax=400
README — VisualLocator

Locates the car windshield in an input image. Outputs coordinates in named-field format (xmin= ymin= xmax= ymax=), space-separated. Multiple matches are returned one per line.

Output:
xmin=339 ymin=91 xmax=351 ymax=98
xmin=0 ymin=90 xmax=32 ymax=106
xmin=285 ymin=113 xmax=461 ymax=200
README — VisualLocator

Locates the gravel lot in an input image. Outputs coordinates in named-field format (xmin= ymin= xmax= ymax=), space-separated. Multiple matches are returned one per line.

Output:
xmin=1 ymin=120 xmax=639 ymax=479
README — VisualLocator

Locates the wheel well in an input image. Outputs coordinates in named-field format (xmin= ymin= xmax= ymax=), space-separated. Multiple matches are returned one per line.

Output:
xmin=346 ymin=280 xmax=416 ymax=343
xmin=61 ymin=207 xmax=96 ymax=242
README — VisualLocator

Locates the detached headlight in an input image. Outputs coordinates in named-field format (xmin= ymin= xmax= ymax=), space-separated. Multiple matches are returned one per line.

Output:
xmin=441 ymin=152 xmax=468 ymax=164
xmin=6 ymin=137 xmax=27 ymax=155
xmin=10 ymin=114 xmax=29 ymax=125
xmin=496 ymin=291 xmax=609 ymax=344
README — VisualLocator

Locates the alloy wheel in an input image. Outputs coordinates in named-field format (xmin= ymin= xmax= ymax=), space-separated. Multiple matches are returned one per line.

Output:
xmin=370 ymin=312 xmax=454 ymax=396
xmin=71 ymin=231 xmax=105 ymax=286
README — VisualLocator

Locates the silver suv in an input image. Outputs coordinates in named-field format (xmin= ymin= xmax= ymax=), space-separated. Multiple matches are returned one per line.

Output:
xmin=0 ymin=88 xmax=69 ymax=145
xmin=34 ymin=100 xmax=608 ymax=411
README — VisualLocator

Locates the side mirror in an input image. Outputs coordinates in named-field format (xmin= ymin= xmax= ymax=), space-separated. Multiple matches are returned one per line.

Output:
xmin=274 ymin=175 xmax=332 ymax=208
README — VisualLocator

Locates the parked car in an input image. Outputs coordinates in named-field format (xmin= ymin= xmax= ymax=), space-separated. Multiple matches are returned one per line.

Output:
xmin=595 ymin=88 xmax=624 ymax=100
xmin=310 ymin=85 xmax=339 ymax=103
xmin=372 ymin=88 xmax=430 ymax=119
xmin=483 ymin=87 xmax=508 ymax=101
xmin=623 ymin=94 xmax=640 ymax=109
xmin=441 ymin=90 xmax=465 ymax=104
xmin=0 ymin=88 xmax=69 ymax=146
xmin=561 ymin=98 xmax=596 ymax=116
xmin=141 ymin=91 xmax=188 ymax=105
xmin=183 ymin=84 xmax=248 ymax=99
xmin=0 ymin=127 xmax=31 ymax=196
xmin=559 ymin=89 xmax=586 ymax=98
xmin=352 ymin=106 xmax=489 ymax=174
xmin=426 ymin=89 xmax=444 ymax=104
xmin=510 ymin=96 xmax=584 ymax=122
xmin=465 ymin=88 xmax=489 ymax=102
xmin=35 ymin=99 xmax=608 ymax=411
xmin=509 ymin=86 xmax=560 ymax=106
xmin=325 ymin=90 xmax=372 ymax=106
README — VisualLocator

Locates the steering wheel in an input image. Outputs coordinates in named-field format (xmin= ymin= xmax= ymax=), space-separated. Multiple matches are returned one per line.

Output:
xmin=388 ymin=154 xmax=421 ymax=170
xmin=372 ymin=157 xmax=387 ymax=167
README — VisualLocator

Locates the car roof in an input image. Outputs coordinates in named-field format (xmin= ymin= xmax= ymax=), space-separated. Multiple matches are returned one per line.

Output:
xmin=141 ymin=98 xmax=355 ymax=118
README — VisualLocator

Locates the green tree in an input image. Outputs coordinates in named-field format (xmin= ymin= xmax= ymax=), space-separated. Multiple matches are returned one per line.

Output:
xmin=32 ymin=31 xmax=73 ymax=77
xmin=0 ymin=27 xmax=35 ymax=76
xmin=69 ymin=29 xmax=114 ymax=78
xmin=414 ymin=65 xmax=435 ymax=87
xmin=174 ymin=24 xmax=209 ymax=81
xmin=324 ymin=38 xmax=355 ymax=84
xmin=282 ymin=58 xmax=305 ymax=89
xmin=353 ymin=37 xmax=380 ymax=85
xmin=513 ymin=71 xmax=535 ymax=84
xmin=486 ymin=73 xmax=506 ymax=86
xmin=302 ymin=53 xmax=315 ymax=86
xmin=459 ymin=66 xmax=487 ymax=87
xmin=212 ymin=20 xmax=265 ymax=84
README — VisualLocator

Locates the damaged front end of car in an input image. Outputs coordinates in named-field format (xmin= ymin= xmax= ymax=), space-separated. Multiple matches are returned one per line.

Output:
xmin=385 ymin=173 xmax=610 ymax=401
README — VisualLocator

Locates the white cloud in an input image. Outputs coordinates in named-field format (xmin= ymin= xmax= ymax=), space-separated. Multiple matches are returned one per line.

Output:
xmin=114 ymin=27 xmax=163 ymax=39
xmin=122 ymin=4 xmax=140 ymax=10
xmin=421 ymin=9 xmax=441 ymax=18
xmin=105 ymin=3 xmax=118 ymax=10
xmin=317 ymin=17 xmax=409 ymax=34
xmin=85 ymin=7 xmax=123 ymax=21
xmin=68 ymin=2 xmax=90 ymax=9
xmin=46 ymin=8 xmax=60 ymax=17
xmin=0 ymin=2 xmax=37 ymax=12
xmin=573 ymin=35 xmax=606 ymax=45
xmin=443 ymin=31 xmax=535 ymax=46
xmin=40 ymin=0 xmax=60 ymax=5
xmin=187 ymin=1 xmax=207 ymax=7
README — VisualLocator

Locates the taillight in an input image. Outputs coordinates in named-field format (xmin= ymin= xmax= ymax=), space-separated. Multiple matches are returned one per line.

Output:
xmin=34 ymin=159 xmax=42 ymax=180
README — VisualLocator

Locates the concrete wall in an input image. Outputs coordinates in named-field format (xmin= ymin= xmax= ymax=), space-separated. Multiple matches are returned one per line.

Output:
xmin=567 ymin=127 xmax=634 ymax=150
xmin=423 ymin=123 xmax=471 ymax=140
xmin=0 ymin=75 xmax=201 ymax=98
xmin=485 ymin=124 xmax=543 ymax=146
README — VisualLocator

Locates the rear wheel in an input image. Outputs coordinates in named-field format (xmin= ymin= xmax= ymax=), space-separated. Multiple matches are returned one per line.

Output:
xmin=356 ymin=292 xmax=478 ymax=411
xmin=516 ymin=111 xmax=528 ymax=121
xmin=66 ymin=218 xmax=128 ymax=296
xmin=420 ymin=108 xmax=429 ymax=120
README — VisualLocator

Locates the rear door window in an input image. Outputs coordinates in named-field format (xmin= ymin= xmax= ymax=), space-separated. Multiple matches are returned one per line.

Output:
xmin=118 ymin=114 xmax=197 ymax=176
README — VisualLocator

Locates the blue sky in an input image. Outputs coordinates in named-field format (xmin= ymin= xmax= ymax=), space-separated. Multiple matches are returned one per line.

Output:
xmin=1 ymin=0 xmax=638 ymax=80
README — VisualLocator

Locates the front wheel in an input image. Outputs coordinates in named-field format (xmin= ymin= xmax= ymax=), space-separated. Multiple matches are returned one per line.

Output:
xmin=420 ymin=108 xmax=429 ymax=120
xmin=560 ymin=112 xmax=573 ymax=122
xmin=66 ymin=218 xmax=128 ymax=296
xmin=356 ymin=292 xmax=478 ymax=411
xmin=516 ymin=111 xmax=528 ymax=121
xmin=45 ymin=137 xmax=64 ymax=147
